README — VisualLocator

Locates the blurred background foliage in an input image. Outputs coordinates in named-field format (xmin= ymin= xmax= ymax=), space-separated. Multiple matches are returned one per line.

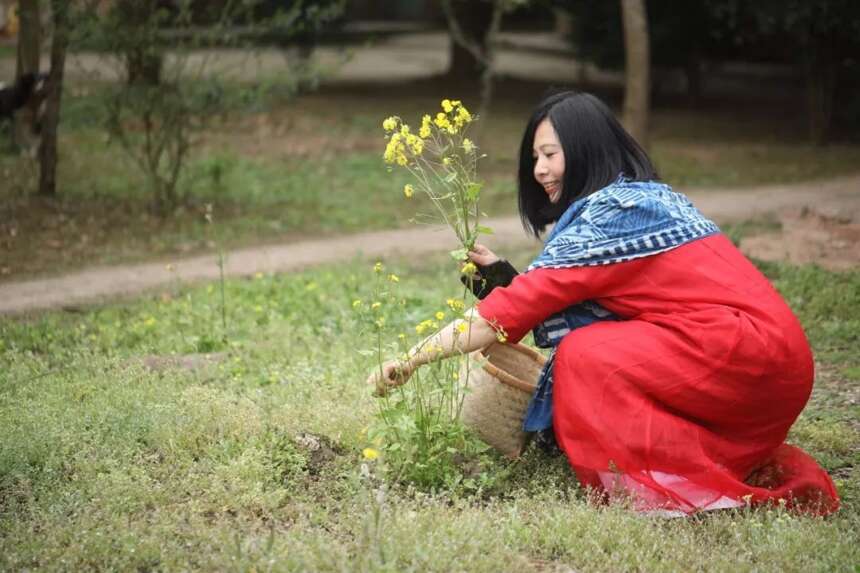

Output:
xmin=0 ymin=0 xmax=858 ymax=279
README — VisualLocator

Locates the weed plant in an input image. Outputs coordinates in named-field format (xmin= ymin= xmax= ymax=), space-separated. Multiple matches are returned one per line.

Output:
xmin=352 ymin=262 xmax=493 ymax=493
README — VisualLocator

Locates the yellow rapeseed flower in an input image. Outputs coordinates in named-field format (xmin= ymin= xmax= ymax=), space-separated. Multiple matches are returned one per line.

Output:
xmin=352 ymin=299 xmax=362 ymax=308
xmin=461 ymin=262 xmax=477 ymax=275
xmin=456 ymin=322 xmax=468 ymax=334
xmin=363 ymin=448 xmax=380 ymax=460
xmin=454 ymin=106 xmax=472 ymax=129
xmin=403 ymin=184 xmax=414 ymax=198
xmin=419 ymin=114 xmax=432 ymax=138
xmin=388 ymin=273 xmax=400 ymax=282
xmin=383 ymin=133 xmax=409 ymax=165
xmin=435 ymin=311 xmax=445 ymax=320
xmin=446 ymin=298 xmax=465 ymax=311
xmin=371 ymin=301 xmax=382 ymax=310
xmin=406 ymin=133 xmax=424 ymax=155
xmin=434 ymin=112 xmax=450 ymax=130
xmin=441 ymin=99 xmax=454 ymax=113
xmin=383 ymin=135 xmax=400 ymax=163
xmin=374 ymin=262 xmax=384 ymax=273
xmin=462 ymin=138 xmax=475 ymax=153
xmin=415 ymin=318 xmax=435 ymax=335
xmin=400 ymin=124 xmax=411 ymax=135
xmin=382 ymin=116 xmax=397 ymax=132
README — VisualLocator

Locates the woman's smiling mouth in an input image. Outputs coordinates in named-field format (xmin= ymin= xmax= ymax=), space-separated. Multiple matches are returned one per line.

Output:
xmin=543 ymin=181 xmax=562 ymax=202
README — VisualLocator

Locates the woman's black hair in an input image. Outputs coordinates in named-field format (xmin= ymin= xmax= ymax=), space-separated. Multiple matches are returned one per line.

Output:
xmin=517 ymin=91 xmax=658 ymax=237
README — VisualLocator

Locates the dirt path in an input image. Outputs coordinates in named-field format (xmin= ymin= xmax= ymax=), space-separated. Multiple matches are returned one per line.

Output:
xmin=1 ymin=175 xmax=858 ymax=315
xmin=0 ymin=32 xmax=610 ymax=88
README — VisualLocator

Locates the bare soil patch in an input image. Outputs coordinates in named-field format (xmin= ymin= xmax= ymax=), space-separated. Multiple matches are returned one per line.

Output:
xmin=741 ymin=200 xmax=860 ymax=271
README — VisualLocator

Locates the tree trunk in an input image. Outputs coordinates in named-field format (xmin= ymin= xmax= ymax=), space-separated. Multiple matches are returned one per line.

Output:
xmin=38 ymin=0 xmax=69 ymax=197
xmin=448 ymin=39 xmax=479 ymax=79
xmin=444 ymin=0 xmax=493 ymax=80
xmin=116 ymin=0 xmax=163 ymax=86
xmin=684 ymin=50 xmax=703 ymax=106
xmin=806 ymin=64 xmax=836 ymax=146
xmin=443 ymin=0 xmax=508 ymax=121
xmin=14 ymin=0 xmax=40 ymax=78
xmin=804 ymin=39 xmax=836 ymax=146
xmin=126 ymin=49 xmax=163 ymax=86
xmin=620 ymin=0 xmax=650 ymax=149
xmin=13 ymin=0 xmax=40 ymax=148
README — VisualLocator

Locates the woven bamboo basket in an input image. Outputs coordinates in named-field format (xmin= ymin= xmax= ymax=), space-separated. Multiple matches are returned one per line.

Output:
xmin=459 ymin=342 xmax=547 ymax=458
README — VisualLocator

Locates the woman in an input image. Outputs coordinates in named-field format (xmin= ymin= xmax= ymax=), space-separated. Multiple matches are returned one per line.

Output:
xmin=367 ymin=91 xmax=839 ymax=515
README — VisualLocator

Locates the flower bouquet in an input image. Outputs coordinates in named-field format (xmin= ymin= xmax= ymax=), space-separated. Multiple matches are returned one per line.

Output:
xmin=381 ymin=99 xmax=492 ymax=269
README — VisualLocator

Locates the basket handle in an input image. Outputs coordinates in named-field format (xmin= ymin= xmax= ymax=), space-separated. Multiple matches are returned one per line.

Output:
xmin=477 ymin=342 xmax=547 ymax=394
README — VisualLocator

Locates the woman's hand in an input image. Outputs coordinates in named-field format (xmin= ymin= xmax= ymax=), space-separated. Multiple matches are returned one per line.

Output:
xmin=467 ymin=244 xmax=501 ymax=266
xmin=366 ymin=359 xmax=414 ymax=397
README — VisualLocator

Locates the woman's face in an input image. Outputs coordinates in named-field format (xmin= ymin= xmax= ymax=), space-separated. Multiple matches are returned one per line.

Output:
xmin=532 ymin=118 xmax=565 ymax=203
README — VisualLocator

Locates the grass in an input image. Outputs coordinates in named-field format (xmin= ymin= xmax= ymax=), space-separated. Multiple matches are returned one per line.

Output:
xmin=1 ymin=248 xmax=858 ymax=571
xmin=721 ymin=217 xmax=784 ymax=247
xmin=3 ymin=76 xmax=860 ymax=280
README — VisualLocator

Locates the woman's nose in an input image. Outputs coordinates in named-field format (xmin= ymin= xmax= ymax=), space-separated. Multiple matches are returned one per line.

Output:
xmin=534 ymin=158 xmax=547 ymax=177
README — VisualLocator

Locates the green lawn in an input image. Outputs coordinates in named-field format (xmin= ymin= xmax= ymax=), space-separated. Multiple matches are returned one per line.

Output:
xmin=1 ymin=248 xmax=857 ymax=571
xmin=3 ymin=78 xmax=860 ymax=280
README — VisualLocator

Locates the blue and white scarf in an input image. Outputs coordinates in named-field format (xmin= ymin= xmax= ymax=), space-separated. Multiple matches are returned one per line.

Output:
xmin=522 ymin=175 xmax=720 ymax=432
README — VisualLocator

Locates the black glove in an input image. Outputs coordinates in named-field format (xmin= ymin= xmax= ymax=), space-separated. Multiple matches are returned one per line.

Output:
xmin=460 ymin=258 xmax=519 ymax=300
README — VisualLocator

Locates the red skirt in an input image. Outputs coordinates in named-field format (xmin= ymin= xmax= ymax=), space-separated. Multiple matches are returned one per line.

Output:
xmin=552 ymin=317 xmax=838 ymax=515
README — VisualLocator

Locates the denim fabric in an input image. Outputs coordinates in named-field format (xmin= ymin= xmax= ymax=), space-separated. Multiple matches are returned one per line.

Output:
xmin=528 ymin=175 xmax=719 ymax=271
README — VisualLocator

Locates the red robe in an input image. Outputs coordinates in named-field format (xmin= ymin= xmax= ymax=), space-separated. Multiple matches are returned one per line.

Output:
xmin=477 ymin=234 xmax=839 ymax=514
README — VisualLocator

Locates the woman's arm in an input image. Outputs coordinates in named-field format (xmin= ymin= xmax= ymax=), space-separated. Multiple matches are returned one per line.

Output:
xmin=366 ymin=309 xmax=498 ymax=396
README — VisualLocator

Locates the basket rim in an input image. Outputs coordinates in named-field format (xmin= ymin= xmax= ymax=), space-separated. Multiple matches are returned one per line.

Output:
xmin=476 ymin=342 xmax=547 ymax=394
